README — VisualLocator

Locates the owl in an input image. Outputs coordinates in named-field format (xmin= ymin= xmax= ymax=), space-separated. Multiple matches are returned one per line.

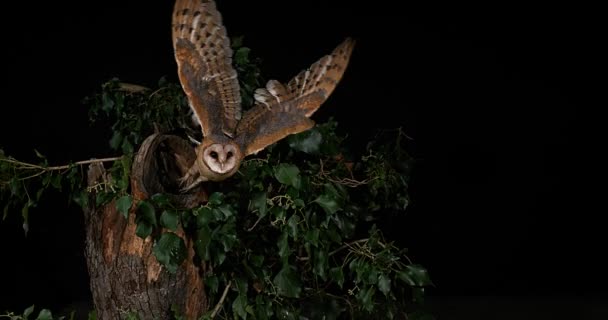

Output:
xmin=172 ymin=0 xmax=354 ymax=192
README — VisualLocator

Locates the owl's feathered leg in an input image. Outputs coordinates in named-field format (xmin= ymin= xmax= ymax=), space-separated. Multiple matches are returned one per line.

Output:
xmin=178 ymin=164 xmax=208 ymax=193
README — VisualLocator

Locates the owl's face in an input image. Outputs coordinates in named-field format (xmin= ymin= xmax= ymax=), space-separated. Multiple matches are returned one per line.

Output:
xmin=195 ymin=139 xmax=242 ymax=181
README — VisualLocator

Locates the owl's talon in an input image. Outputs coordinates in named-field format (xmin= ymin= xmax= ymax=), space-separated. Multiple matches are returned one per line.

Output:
xmin=171 ymin=0 xmax=354 ymax=188
xmin=179 ymin=176 xmax=205 ymax=193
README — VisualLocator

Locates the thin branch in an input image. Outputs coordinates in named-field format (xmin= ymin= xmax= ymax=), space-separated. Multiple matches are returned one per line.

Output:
xmin=117 ymin=82 xmax=150 ymax=93
xmin=247 ymin=214 xmax=265 ymax=232
xmin=317 ymin=159 xmax=376 ymax=188
xmin=47 ymin=157 xmax=123 ymax=170
xmin=297 ymin=238 xmax=372 ymax=262
xmin=1 ymin=156 xmax=123 ymax=185
xmin=329 ymin=238 xmax=370 ymax=257
xmin=1 ymin=157 xmax=121 ymax=171
xmin=210 ymin=281 xmax=232 ymax=319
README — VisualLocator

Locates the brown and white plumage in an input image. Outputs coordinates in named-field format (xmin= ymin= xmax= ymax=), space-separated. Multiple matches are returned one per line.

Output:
xmin=172 ymin=0 xmax=354 ymax=191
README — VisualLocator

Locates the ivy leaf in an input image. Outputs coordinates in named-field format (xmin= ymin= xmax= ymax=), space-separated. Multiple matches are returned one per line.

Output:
xmin=235 ymin=47 xmax=251 ymax=65
xmin=219 ymin=222 xmax=238 ymax=252
xmin=273 ymin=264 xmax=302 ymax=298
xmin=208 ymin=192 xmax=224 ymax=205
xmin=101 ymin=92 xmax=115 ymax=112
xmin=24 ymin=304 xmax=35 ymax=318
xmin=35 ymin=309 xmax=53 ymax=320
xmin=137 ymin=200 xmax=157 ymax=226
xmin=314 ymin=194 xmax=340 ymax=215
xmin=210 ymin=208 xmax=224 ymax=221
xmin=121 ymin=139 xmax=134 ymax=154
xmin=96 ymin=192 xmax=115 ymax=207
xmin=72 ymin=190 xmax=89 ymax=209
xmin=232 ymin=278 xmax=249 ymax=319
xmin=232 ymin=293 xmax=248 ymax=319
xmin=270 ymin=206 xmax=286 ymax=221
xmin=9 ymin=177 xmax=20 ymax=196
xmin=412 ymin=287 xmax=426 ymax=303
xmin=397 ymin=264 xmax=433 ymax=287
xmin=357 ymin=286 xmax=375 ymax=312
xmin=331 ymin=214 xmax=355 ymax=238
xmin=231 ymin=35 xmax=244 ymax=48
xmin=293 ymin=198 xmax=305 ymax=208
xmin=304 ymin=229 xmax=320 ymax=247
xmin=330 ymin=267 xmax=344 ymax=288
xmin=195 ymin=225 xmax=212 ymax=261
xmin=287 ymin=214 xmax=299 ymax=239
xmin=313 ymin=249 xmax=328 ymax=280
xmin=250 ymin=254 xmax=264 ymax=268
xmin=51 ymin=174 xmax=62 ymax=190
xmin=22 ymin=203 xmax=30 ymax=236
xmin=109 ymin=131 xmax=122 ymax=150
xmin=195 ymin=207 xmax=213 ymax=228
xmin=378 ymin=273 xmax=391 ymax=296
xmin=35 ymin=188 xmax=44 ymax=202
xmin=249 ymin=192 xmax=267 ymax=217
xmin=135 ymin=221 xmax=152 ymax=239
xmin=205 ymin=274 xmax=219 ymax=295
xmin=153 ymin=232 xmax=186 ymax=274
xmin=277 ymin=230 xmax=290 ymax=259
xmin=151 ymin=193 xmax=171 ymax=207
xmin=160 ymin=210 xmax=179 ymax=231
xmin=274 ymin=164 xmax=301 ymax=189
xmin=217 ymin=204 xmax=235 ymax=219
xmin=87 ymin=310 xmax=97 ymax=320
xmin=34 ymin=149 xmax=46 ymax=159
xmin=116 ymin=195 xmax=132 ymax=218
xmin=288 ymin=129 xmax=322 ymax=154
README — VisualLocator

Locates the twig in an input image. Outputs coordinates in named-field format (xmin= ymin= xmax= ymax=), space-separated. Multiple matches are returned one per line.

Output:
xmin=329 ymin=238 xmax=370 ymax=257
xmin=1 ymin=157 xmax=121 ymax=171
xmin=46 ymin=157 xmax=123 ymax=170
xmin=317 ymin=159 xmax=375 ymax=188
xmin=247 ymin=214 xmax=265 ymax=232
xmin=210 ymin=281 xmax=232 ymax=319
xmin=297 ymin=238 xmax=372 ymax=262
xmin=117 ymin=82 xmax=150 ymax=93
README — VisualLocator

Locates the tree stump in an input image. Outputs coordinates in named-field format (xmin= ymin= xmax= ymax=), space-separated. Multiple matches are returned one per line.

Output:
xmin=83 ymin=134 xmax=208 ymax=319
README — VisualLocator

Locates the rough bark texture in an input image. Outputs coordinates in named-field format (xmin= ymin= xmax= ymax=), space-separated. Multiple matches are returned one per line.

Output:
xmin=84 ymin=134 xmax=208 ymax=320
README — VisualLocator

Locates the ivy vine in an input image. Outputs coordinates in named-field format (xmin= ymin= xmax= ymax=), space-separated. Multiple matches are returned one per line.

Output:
xmin=0 ymin=38 xmax=434 ymax=319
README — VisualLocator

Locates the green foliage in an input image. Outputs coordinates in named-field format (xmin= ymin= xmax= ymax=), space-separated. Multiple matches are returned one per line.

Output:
xmin=0 ymin=150 xmax=92 ymax=234
xmin=0 ymin=39 xmax=433 ymax=319
xmin=124 ymin=115 xmax=429 ymax=318
xmin=231 ymin=36 xmax=264 ymax=108
xmin=0 ymin=305 xmax=94 ymax=320
xmin=85 ymin=78 xmax=193 ymax=154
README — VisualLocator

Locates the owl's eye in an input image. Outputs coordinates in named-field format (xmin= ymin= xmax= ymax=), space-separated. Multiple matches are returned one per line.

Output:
xmin=226 ymin=151 xmax=233 ymax=159
xmin=210 ymin=151 xmax=219 ymax=159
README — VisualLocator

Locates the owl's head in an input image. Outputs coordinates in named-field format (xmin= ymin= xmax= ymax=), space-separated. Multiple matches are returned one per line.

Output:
xmin=196 ymin=138 xmax=242 ymax=181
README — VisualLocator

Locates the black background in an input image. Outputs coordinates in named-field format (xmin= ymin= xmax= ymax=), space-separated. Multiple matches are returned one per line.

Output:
xmin=1 ymin=1 xmax=604 ymax=318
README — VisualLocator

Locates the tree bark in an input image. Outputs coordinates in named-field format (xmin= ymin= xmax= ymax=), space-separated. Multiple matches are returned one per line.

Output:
xmin=84 ymin=134 xmax=208 ymax=320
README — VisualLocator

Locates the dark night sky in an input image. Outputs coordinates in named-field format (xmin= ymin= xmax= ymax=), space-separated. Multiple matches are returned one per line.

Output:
xmin=1 ymin=0 xmax=605 ymax=316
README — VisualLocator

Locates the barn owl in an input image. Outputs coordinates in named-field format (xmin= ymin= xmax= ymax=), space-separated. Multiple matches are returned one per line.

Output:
xmin=172 ymin=0 xmax=354 ymax=191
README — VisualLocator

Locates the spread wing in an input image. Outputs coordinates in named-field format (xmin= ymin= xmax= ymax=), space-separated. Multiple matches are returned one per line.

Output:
xmin=236 ymin=38 xmax=355 ymax=156
xmin=172 ymin=0 xmax=241 ymax=138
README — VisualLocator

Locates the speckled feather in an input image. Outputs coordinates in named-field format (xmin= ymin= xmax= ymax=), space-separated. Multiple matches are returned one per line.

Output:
xmin=253 ymin=38 xmax=355 ymax=116
xmin=171 ymin=0 xmax=354 ymax=188
xmin=238 ymin=38 xmax=355 ymax=155
xmin=172 ymin=0 xmax=241 ymax=137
